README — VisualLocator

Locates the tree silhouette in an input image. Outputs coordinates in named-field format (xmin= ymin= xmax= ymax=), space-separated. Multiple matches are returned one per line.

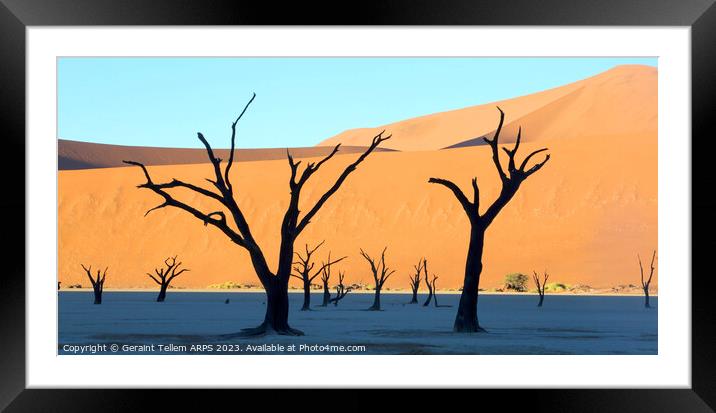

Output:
xmin=532 ymin=270 xmax=549 ymax=307
xmin=147 ymin=256 xmax=190 ymax=302
xmin=291 ymin=241 xmax=345 ymax=311
xmin=81 ymin=264 xmax=107 ymax=304
xmin=329 ymin=271 xmax=351 ymax=306
xmin=430 ymin=274 xmax=451 ymax=308
xmin=318 ymin=253 xmax=334 ymax=307
xmin=638 ymin=250 xmax=657 ymax=308
xmin=124 ymin=93 xmax=390 ymax=335
xmin=360 ymin=247 xmax=395 ymax=311
xmin=429 ymin=107 xmax=550 ymax=332
xmin=408 ymin=258 xmax=424 ymax=304
xmin=422 ymin=259 xmax=434 ymax=307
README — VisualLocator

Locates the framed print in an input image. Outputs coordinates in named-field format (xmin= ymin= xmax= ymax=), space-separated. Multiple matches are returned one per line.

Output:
xmin=2 ymin=0 xmax=714 ymax=410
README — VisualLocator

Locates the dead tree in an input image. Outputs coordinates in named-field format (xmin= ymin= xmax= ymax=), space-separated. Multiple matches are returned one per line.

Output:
xmin=408 ymin=258 xmax=424 ymax=304
xmin=429 ymin=107 xmax=550 ymax=332
xmin=329 ymin=271 xmax=351 ymax=306
xmin=532 ymin=270 xmax=549 ymax=307
xmin=430 ymin=275 xmax=452 ymax=308
xmin=638 ymin=250 xmax=657 ymax=308
xmin=360 ymin=247 xmax=395 ymax=311
xmin=147 ymin=256 xmax=190 ymax=302
xmin=422 ymin=259 xmax=434 ymax=307
xmin=291 ymin=241 xmax=345 ymax=311
xmin=319 ymin=254 xmax=333 ymax=307
xmin=124 ymin=93 xmax=390 ymax=335
xmin=81 ymin=264 xmax=107 ymax=304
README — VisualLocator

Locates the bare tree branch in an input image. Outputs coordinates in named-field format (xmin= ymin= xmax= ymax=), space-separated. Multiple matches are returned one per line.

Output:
xmin=639 ymin=250 xmax=657 ymax=288
xmin=647 ymin=250 xmax=656 ymax=285
xmin=311 ymin=144 xmax=341 ymax=173
xmin=501 ymin=126 xmax=522 ymax=173
xmin=482 ymin=106 xmax=507 ymax=182
xmin=122 ymin=160 xmax=246 ymax=247
xmin=295 ymin=132 xmax=391 ymax=235
xmin=329 ymin=270 xmax=352 ymax=305
xmin=149 ymin=179 xmax=225 ymax=204
xmin=81 ymin=264 xmax=96 ymax=287
xmin=638 ymin=254 xmax=645 ymax=287
xmin=311 ymin=256 xmax=346 ymax=282
xmin=196 ymin=132 xmax=228 ymax=193
xmin=359 ymin=248 xmax=378 ymax=278
xmin=147 ymin=273 xmax=162 ymax=285
xmin=293 ymin=145 xmax=342 ymax=189
xmin=428 ymin=177 xmax=472 ymax=214
xmin=471 ymin=177 xmax=480 ymax=210
xmin=168 ymin=268 xmax=189 ymax=282
xmin=287 ymin=150 xmax=302 ymax=190
xmin=519 ymin=148 xmax=550 ymax=172
xmin=225 ymin=93 xmax=256 ymax=193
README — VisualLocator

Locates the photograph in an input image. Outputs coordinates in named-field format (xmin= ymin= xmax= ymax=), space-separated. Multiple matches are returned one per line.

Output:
xmin=57 ymin=56 xmax=658 ymax=356
xmin=3 ymin=3 xmax=707 ymax=406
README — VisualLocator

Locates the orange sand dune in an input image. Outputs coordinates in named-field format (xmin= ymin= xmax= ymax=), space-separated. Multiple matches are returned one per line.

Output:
xmin=318 ymin=65 xmax=656 ymax=151
xmin=58 ymin=139 xmax=393 ymax=170
xmin=58 ymin=132 xmax=657 ymax=291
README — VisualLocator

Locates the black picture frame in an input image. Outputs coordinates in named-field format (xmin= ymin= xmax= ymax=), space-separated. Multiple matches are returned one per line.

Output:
xmin=1 ymin=0 xmax=713 ymax=410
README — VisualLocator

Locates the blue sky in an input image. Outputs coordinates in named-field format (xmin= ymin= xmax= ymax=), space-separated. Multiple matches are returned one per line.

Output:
xmin=58 ymin=57 xmax=657 ymax=149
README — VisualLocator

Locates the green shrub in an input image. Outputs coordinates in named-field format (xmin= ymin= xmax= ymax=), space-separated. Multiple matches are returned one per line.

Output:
xmin=503 ymin=273 xmax=529 ymax=292
xmin=545 ymin=282 xmax=567 ymax=292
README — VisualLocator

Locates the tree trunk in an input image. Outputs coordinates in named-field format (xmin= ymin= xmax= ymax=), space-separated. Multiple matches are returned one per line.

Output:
xmin=321 ymin=281 xmax=330 ymax=307
xmin=423 ymin=289 xmax=433 ymax=306
xmin=237 ymin=229 xmax=303 ymax=335
xmin=157 ymin=284 xmax=168 ymax=302
xmin=236 ymin=268 xmax=303 ymax=336
xmin=368 ymin=287 xmax=381 ymax=310
xmin=644 ymin=288 xmax=651 ymax=308
xmin=537 ymin=294 xmax=544 ymax=307
xmin=301 ymin=280 xmax=311 ymax=311
xmin=258 ymin=278 xmax=292 ymax=332
xmin=93 ymin=287 xmax=102 ymax=305
xmin=453 ymin=226 xmax=486 ymax=332
xmin=410 ymin=287 xmax=418 ymax=304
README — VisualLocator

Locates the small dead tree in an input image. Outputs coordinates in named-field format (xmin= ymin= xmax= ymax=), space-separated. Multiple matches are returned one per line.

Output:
xmin=124 ymin=93 xmax=390 ymax=335
xmin=408 ymin=258 xmax=424 ymax=304
xmin=329 ymin=271 xmax=351 ymax=306
xmin=319 ymin=254 xmax=333 ymax=307
xmin=360 ymin=247 xmax=395 ymax=311
xmin=81 ymin=264 xmax=107 ymax=304
xmin=430 ymin=275 xmax=451 ymax=308
xmin=291 ymin=241 xmax=345 ymax=311
xmin=532 ymin=270 xmax=549 ymax=307
xmin=147 ymin=256 xmax=190 ymax=302
xmin=422 ymin=259 xmax=434 ymax=307
xmin=429 ymin=107 xmax=550 ymax=332
xmin=638 ymin=250 xmax=657 ymax=308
